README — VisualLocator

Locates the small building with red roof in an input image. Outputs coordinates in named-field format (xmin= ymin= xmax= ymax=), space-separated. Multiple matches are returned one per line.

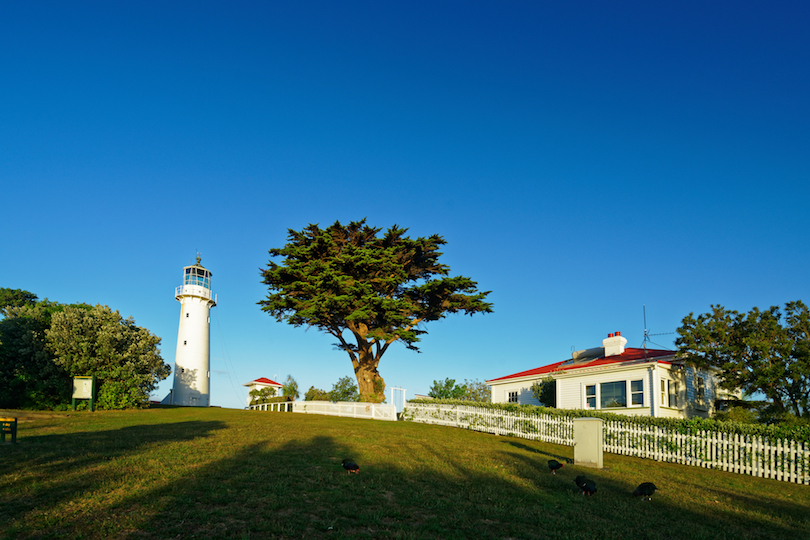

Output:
xmin=242 ymin=377 xmax=283 ymax=408
xmin=486 ymin=332 xmax=730 ymax=419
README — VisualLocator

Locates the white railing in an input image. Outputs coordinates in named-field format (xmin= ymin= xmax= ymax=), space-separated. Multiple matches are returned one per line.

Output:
xmin=250 ymin=401 xmax=293 ymax=412
xmin=293 ymin=400 xmax=397 ymax=421
xmin=404 ymin=403 xmax=574 ymax=445
xmin=175 ymin=285 xmax=216 ymax=303
xmin=403 ymin=403 xmax=810 ymax=484
xmin=249 ymin=400 xmax=397 ymax=421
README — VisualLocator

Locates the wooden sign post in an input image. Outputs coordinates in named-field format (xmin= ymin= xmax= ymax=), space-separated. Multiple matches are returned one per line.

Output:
xmin=72 ymin=376 xmax=97 ymax=411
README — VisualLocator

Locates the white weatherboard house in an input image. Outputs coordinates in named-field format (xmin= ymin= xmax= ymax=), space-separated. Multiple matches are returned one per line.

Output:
xmin=486 ymin=332 xmax=730 ymax=419
xmin=242 ymin=377 xmax=283 ymax=407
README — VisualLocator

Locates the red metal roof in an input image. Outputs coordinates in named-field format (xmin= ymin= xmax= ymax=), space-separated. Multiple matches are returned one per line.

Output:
xmin=487 ymin=348 xmax=675 ymax=383
xmin=244 ymin=377 xmax=282 ymax=386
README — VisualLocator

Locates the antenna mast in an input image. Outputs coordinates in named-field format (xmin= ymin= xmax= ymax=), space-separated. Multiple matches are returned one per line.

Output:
xmin=641 ymin=305 xmax=674 ymax=356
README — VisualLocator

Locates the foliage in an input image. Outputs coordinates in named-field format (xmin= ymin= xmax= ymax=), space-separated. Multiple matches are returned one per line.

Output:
xmin=46 ymin=305 xmax=170 ymax=409
xmin=428 ymin=378 xmax=468 ymax=399
xmin=281 ymin=374 xmax=300 ymax=400
xmin=406 ymin=398 xmax=810 ymax=443
xmin=428 ymin=378 xmax=491 ymax=402
xmin=0 ymin=300 xmax=78 ymax=409
xmin=1 ymin=294 xmax=167 ymax=411
xmin=249 ymin=386 xmax=277 ymax=405
xmin=304 ymin=386 xmax=330 ymax=401
xmin=462 ymin=378 xmax=491 ymax=403
xmin=259 ymin=219 xmax=492 ymax=402
xmin=714 ymin=406 xmax=760 ymax=424
xmin=0 ymin=288 xmax=39 ymax=317
xmin=530 ymin=377 xmax=556 ymax=407
xmin=329 ymin=375 xmax=359 ymax=402
xmin=263 ymin=395 xmax=294 ymax=403
xmin=676 ymin=300 xmax=810 ymax=419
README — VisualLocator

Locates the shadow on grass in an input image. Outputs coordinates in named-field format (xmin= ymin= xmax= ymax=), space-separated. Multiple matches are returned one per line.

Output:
xmin=124 ymin=425 xmax=810 ymax=539
xmin=3 ymin=414 xmax=809 ymax=540
xmin=0 ymin=419 xmax=226 ymax=536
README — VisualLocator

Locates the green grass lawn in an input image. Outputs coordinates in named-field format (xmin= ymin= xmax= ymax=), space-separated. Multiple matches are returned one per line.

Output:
xmin=1 ymin=408 xmax=808 ymax=539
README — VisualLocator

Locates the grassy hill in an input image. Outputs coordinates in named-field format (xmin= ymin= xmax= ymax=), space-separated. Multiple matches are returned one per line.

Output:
xmin=1 ymin=408 xmax=808 ymax=539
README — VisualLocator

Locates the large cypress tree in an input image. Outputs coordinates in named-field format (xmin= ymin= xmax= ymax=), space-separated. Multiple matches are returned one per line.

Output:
xmin=259 ymin=219 xmax=492 ymax=402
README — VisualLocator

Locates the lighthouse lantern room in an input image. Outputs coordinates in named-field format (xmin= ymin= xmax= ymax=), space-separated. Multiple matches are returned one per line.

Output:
xmin=170 ymin=254 xmax=216 ymax=406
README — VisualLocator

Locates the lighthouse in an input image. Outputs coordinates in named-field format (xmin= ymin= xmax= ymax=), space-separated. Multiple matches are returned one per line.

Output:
xmin=170 ymin=255 xmax=216 ymax=406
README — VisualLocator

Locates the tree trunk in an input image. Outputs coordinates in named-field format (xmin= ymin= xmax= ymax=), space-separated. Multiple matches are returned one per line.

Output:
xmin=354 ymin=349 xmax=386 ymax=403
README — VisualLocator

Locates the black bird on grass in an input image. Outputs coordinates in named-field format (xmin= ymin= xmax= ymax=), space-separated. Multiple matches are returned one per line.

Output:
xmin=547 ymin=459 xmax=564 ymax=475
xmin=341 ymin=459 xmax=360 ymax=474
xmin=574 ymin=475 xmax=596 ymax=496
xmin=633 ymin=482 xmax=657 ymax=500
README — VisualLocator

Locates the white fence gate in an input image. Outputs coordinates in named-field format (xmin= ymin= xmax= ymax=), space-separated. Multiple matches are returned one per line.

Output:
xmin=390 ymin=387 xmax=407 ymax=415
xmin=403 ymin=403 xmax=810 ymax=484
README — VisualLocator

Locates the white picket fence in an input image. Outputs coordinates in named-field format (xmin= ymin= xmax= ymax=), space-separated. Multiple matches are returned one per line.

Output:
xmin=403 ymin=403 xmax=810 ymax=484
xmin=250 ymin=400 xmax=397 ymax=421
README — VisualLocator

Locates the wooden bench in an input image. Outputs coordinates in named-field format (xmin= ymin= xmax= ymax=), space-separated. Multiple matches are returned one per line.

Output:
xmin=1 ymin=417 xmax=17 ymax=443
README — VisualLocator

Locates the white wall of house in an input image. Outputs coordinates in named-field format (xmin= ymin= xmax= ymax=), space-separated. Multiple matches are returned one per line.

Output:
xmin=488 ymin=361 xmax=726 ymax=419
xmin=555 ymin=363 xmax=687 ymax=418
xmin=489 ymin=379 xmax=543 ymax=406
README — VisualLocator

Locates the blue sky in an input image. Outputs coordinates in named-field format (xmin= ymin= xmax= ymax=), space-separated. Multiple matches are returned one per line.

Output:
xmin=3 ymin=1 xmax=808 ymax=409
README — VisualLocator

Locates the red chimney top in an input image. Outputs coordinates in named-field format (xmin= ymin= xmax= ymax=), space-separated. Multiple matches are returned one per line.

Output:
xmin=615 ymin=331 xmax=621 ymax=337
xmin=607 ymin=333 xmax=614 ymax=338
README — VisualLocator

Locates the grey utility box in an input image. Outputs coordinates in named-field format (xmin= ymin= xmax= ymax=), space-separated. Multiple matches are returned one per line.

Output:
xmin=573 ymin=417 xmax=604 ymax=469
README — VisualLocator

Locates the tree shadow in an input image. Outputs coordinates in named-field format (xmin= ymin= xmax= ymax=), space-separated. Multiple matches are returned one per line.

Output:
xmin=0 ymin=419 xmax=226 ymax=533
xmin=124 ymin=428 xmax=810 ymax=539
xmin=3 ymin=416 xmax=809 ymax=540
xmin=501 ymin=439 xmax=572 ymax=462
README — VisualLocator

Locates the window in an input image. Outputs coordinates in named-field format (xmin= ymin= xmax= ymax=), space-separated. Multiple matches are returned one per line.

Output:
xmin=585 ymin=385 xmax=596 ymax=409
xmin=660 ymin=380 xmax=668 ymax=407
xmin=696 ymin=377 xmax=706 ymax=410
xmin=508 ymin=391 xmax=518 ymax=403
xmin=600 ymin=381 xmax=626 ymax=408
xmin=186 ymin=313 xmax=189 ymax=318
xmin=184 ymin=268 xmax=211 ymax=289
xmin=669 ymin=382 xmax=679 ymax=408
xmin=631 ymin=380 xmax=644 ymax=406
xmin=183 ymin=340 xmax=187 ymax=345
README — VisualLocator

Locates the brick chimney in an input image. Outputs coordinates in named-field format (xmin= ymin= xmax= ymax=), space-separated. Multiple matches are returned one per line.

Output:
xmin=602 ymin=331 xmax=627 ymax=357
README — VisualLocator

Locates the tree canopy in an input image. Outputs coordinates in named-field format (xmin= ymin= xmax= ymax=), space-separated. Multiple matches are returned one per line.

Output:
xmin=1 ymin=291 xmax=169 ymax=410
xmin=328 ymin=375 xmax=360 ymax=402
xmin=676 ymin=300 xmax=810 ymax=420
xmin=304 ymin=386 xmax=330 ymax=401
xmin=530 ymin=377 xmax=556 ymax=408
xmin=249 ymin=386 xmax=277 ymax=406
xmin=428 ymin=378 xmax=468 ymax=400
xmin=281 ymin=375 xmax=300 ymax=400
xmin=0 ymin=288 xmax=39 ymax=317
xmin=46 ymin=305 xmax=170 ymax=409
xmin=428 ymin=378 xmax=492 ymax=402
xmin=259 ymin=219 xmax=492 ymax=401
xmin=0 ymin=301 xmax=73 ymax=408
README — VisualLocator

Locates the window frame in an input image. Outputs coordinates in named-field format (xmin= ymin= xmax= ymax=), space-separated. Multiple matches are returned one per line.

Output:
xmin=630 ymin=379 xmax=644 ymax=407
xmin=585 ymin=384 xmax=596 ymax=409
xmin=600 ymin=381 xmax=627 ymax=409
xmin=695 ymin=376 xmax=707 ymax=410
xmin=669 ymin=381 xmax=679 ymax=408
xmin=583 ymin=379 xmax=645 ymax=410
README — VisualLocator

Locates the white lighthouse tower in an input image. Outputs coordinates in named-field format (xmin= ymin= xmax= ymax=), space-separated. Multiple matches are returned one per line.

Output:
xmin=170 ymin=255 xmax=216 ymax=407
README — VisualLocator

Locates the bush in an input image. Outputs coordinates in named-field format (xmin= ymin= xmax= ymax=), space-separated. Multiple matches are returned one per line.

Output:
xmin=405 ymin=398 xmax=810 ymax=443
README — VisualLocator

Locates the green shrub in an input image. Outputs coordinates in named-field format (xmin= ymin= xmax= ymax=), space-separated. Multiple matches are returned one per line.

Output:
xmin=405 ymin=399 xmax=810 ymax=443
